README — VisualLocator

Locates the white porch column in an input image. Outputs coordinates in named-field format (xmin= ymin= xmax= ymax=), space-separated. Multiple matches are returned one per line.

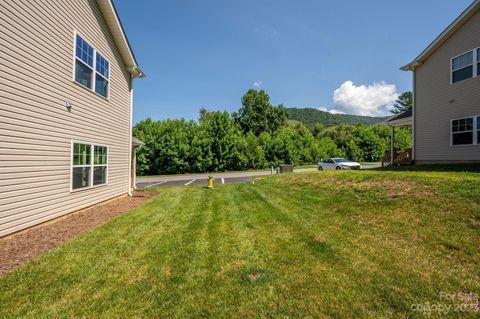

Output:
xmin=390 ymin=126 xmax=395 ymax=165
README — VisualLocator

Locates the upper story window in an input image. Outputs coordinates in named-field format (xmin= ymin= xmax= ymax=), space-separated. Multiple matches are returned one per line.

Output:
xmin=477 ymin=48 xmax=480 ymax=74
xmin=450 ymin=48 xmax=480 ymax=84
xmin=74 ymin=33 xmax=110 ymax=98
xmin=451 ymin=51 xmax=473 ymax=83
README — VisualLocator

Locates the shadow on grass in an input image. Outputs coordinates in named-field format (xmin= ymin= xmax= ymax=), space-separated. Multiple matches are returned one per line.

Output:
xmin=374 ymin=164 xmax=480 ymax=173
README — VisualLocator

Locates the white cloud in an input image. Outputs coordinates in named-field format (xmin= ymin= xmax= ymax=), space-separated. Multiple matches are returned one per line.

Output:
xmin=332 ymin=81 xmax=398 ymax=116
xmin=253 ymin=81 xmax=262 ymax=87
xmin=318 ymin=107 xmax=345 ymax=115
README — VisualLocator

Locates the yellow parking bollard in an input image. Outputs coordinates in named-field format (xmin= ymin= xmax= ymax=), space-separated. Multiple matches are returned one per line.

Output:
xmin=207 ymin=176 xmax=214 ymax=189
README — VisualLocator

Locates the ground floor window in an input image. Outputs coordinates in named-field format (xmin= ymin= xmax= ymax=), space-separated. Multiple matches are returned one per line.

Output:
xmin=477 ymin=117 xmax=480 ymax=144
xmin=451 ymin=117 xmax=479 ymax=146
xmin=72 ymin=142 xmax=108 ymax=191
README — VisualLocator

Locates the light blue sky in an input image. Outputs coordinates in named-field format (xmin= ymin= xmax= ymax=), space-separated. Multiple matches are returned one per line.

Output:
xmin=114 ymin=0 xmax=473 ymax=122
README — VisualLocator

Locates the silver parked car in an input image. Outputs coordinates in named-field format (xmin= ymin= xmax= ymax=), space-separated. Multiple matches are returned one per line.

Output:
xmin=318 ymin=158 xmax=362 ymax=171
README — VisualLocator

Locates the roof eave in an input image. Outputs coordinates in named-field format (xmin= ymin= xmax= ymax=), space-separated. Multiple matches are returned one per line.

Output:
xmin=384 ymin=114 xmax=413 ymax=127
xmin=128 ymin=65 xmax=145 ymax=78
xmin=132 ymin=137 xmax=145 ymax=146
xmin=400 ymin=0 xmax=480 ymax=72
xmin=96 ymin=0 xmax=145 ymax=78
xmin=384 ymin=109 xmax=413 ymax=124
xmin=400 ymin=61 xmax=423 ymax=72
xmin=385 ymin=116 xmax=412 ymax=125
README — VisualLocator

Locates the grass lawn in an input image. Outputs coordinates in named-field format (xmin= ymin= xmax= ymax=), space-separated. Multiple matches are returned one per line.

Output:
xmin=1 ymin=169 xmax=480 ymax=318
xmin=293 ymin=164 xmax=316 ymax=169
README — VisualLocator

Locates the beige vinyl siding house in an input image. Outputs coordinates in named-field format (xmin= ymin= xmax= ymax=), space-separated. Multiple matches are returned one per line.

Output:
xmin=0 ymin=0 xmax=144 ymax=237
xmin=402 ymin=0 xmax=480 ymax=164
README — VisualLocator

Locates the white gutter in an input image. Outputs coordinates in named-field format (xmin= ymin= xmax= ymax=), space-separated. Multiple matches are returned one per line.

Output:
xmin=96 ymin=0 xmax=145 ymax=78
xmin=385 ymin=117 xmax=412 ymax=127
xmin=400 ymin=62 xmax=423 ymax=72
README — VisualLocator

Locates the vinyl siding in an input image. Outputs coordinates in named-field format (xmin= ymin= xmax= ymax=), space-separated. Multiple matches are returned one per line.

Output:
xmin=0 ymin=0 xmax=132 ymax=236
xmin=415 ymin=8 xmax=480 ymax=163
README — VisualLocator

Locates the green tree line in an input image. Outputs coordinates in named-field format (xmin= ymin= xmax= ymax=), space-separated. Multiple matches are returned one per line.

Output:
xmin=287 ymin=108 xmax=386 ymax=129
xmin=133 ymin=90 xmax=411 ymax=175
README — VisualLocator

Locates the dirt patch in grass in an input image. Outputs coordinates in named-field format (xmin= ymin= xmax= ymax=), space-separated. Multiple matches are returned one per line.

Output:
xmin=239 ymin=267 xmax=274 ymax=285
xmin=313 ymin=234 xmax=325 ymax=242
xmin=0 ymin=191 xmax=156 ymax=276
xmin=326 ymin=177 xmax=419 ymax=196
xmin=217 ymin=261 xmax=246 ymax=279
xmin=247 ymin=272 xmax=263 ymax=282
xmin=275 ymin=174 xmax=436 ymax=198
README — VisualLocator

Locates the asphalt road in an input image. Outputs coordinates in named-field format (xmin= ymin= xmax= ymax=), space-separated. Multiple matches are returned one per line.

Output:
xmin=136 ymin=164 xmax=381 ymax=189
xmin=136 ymin=176 xmax=255 ymax=189
xmin=136 ymin=169 xmax=304 ymax=189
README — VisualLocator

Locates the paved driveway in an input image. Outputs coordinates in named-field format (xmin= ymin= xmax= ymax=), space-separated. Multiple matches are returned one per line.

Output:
xmin=136 ymin=165 xmax=380 ymax=189
xmin=136 ymin=168 xmax=314 ymax=189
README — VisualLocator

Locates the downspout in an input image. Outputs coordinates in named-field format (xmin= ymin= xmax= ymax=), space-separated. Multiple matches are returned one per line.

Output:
xmin=128 ymin=68 xmax=144 ymax=196
xmin=133 ymin=149 xmax=137 ymax=190
xmin=128 ymin=75 xmax=134 ymax=196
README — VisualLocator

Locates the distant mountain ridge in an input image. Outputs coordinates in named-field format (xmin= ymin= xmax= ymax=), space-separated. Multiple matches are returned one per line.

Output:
xmin=287 ymin=107 xmax=388 ymax=129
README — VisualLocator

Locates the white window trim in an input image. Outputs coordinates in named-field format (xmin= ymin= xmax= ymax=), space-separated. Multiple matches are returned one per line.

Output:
xmin=70 ymin=141 xmax=109 ymax=193
xmin=72 ymin=30 xmax=111 ymax=100
xmin=450 ymin=116 xmax=478 ymax=147
xmin=476 ymin=116 xmax=480 ymax=146
xmin=450 ymin=48 xmax=478 ymax=85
